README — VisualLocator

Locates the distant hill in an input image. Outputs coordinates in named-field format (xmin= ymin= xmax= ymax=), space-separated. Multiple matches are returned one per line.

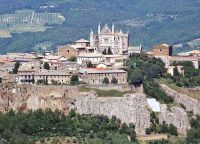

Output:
xmin=0 ymin=0 xmax=200 ymax=53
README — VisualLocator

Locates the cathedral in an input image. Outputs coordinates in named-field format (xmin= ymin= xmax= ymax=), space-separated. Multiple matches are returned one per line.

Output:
xmin=90 ymin=23 xmax=129 ymax=55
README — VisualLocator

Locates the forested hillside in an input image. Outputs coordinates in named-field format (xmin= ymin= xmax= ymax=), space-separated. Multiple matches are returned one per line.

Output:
xmin=0 ymin=0 xmax=200 ymax=53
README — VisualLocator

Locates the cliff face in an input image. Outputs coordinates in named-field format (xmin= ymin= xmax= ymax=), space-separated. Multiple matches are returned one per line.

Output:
xmin=0 ymin=84 xmax=190 ymax=135
xmin=159 ymin=104 xmax=190 ymax=135
xmin=70 ymin=92 xmax=190 ymax=135
xmin=70 ymin=92 xmax=151 ymax=134
xmin=160 ymin=84 xmax=200 ymax=115
xmin=10 ymin=85 xmax=79 ymax=113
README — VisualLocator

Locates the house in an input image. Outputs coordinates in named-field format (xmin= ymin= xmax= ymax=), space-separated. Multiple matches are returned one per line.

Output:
xmin=42 ymin=55 xmax=67 ymax=70
xmin=178 ymin=50 xmax=200 ymax=57
xmin=79 ymin=68 xmax=127 ymax=85
xmin=75 ymin=39 xmax=90 ymax=47
xmin=103 ymin=55 xmax=128 ymax=68
xmin=159 ymin=56 xmax=200 ymax=69
xmin=153 ymin=44 xmax=173 ymax=57
xmin=17 ymin=69 xmax=36 ymax=84
xmin=35 ymin=70 xmax=71 ymax=85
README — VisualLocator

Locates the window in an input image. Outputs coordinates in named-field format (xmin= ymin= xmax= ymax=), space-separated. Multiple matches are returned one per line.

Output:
xmin=160 ymin=49 xmax=163 ymax=52
xmin=67 ymin=50 xmax=69 ymax=54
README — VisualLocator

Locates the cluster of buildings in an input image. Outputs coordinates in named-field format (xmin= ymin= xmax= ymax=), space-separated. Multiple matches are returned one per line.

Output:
xmin=151 ymin=43 xmax=200 ymax=76
xmin=0 ymin=24 xmax=141 ymax=85
xmin=0 ymin=23 xmax=199 ymax=85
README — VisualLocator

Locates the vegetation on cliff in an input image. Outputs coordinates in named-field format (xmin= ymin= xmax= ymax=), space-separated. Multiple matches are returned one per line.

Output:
xmin=186 ymin=116 xmax=200 ymax=144
xmin=0 ymin=109 xmax=137 ymax=144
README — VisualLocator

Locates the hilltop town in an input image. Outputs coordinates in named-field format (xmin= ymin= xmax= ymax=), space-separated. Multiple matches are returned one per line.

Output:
xmin=0 ymin=24 xmax=200 ymax=144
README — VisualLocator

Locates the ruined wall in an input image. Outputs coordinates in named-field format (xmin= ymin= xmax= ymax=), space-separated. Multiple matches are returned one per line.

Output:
xmin=159 ymin=104 xmax=190 ymax=135
xmin=70 ymin=92 xmax=151 ymax=134
xmin=160 ymin=84 xmax=200 ymax=115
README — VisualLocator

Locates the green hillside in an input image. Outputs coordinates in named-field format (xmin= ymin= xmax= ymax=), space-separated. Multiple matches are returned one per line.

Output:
xmin=0 ymin=0 xmax=200 ymax=53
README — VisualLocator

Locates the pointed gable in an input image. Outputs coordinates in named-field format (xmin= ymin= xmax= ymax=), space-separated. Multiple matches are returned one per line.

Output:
xmin=101 ymin=24 xmax=111 ymax=34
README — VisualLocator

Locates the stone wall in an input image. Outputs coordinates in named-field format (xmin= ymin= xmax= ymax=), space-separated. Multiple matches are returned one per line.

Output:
xmin=160 ymin=84 xmax=200 ymax=115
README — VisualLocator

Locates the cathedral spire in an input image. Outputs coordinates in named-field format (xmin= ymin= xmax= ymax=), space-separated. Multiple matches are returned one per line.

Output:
xmin=112 ymin=24 xmax=115 ymax=33
xmin=90 ymin=29 xmax=93 ymax=35
xmin=98 ymin=22 xmax=101 ymax=35
xmin=90 ymin=29 xmax=94 ymax=47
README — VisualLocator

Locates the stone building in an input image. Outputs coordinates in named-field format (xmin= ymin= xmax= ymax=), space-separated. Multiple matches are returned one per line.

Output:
xmin=77 ymin=53 xmax=103 ymax=65
xmin=18 ymin=69 xmax=71 ymax=85
xmin=90 ymin=23 xmax=129 ymax=55
xmin=79 ymin=68 xmax=127 ymax=85
xmin=75 ymin=39 xmax=90 ymax=47
xmin=153 ymin=44 xmax=173 ymax=56
xmin=17 ymin=69 xmax=36 ymax=84
xmin=35 ymin=70 xmax=71 ymax=84
xmin=58 ymin=45 xmax=78 ymax=59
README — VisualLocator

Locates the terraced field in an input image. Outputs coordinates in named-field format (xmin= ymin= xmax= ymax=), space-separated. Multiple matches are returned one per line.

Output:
xmin=0 ymin=9 xmax=65 ymax=38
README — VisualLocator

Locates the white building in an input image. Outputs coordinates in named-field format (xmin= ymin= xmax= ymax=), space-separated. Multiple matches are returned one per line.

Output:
xmin=77 ymin=53 xmax=103 ymax=65
xmin=90 ymin=23 xmax=129 ymax=55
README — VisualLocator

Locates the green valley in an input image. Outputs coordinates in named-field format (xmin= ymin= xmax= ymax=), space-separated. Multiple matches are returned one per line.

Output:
xmin=0 ymin=0 xmax=200 ymax=53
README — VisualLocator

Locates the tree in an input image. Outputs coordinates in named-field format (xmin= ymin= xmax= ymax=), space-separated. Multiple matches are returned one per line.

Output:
xmin=87 ymin=61 xmax=94 ymax=68
xmin=13 ymin=62 xmax=20 ymax=74
xmin=119 ymin=123 xmax=130 ymax=134
xmin=145 ymin=64 xmax=162 ymax=79
xmin=130 ymin=130 xmax=137 ymax=141
xmin=129 ymin=69 xmax=144 ymax=86
xmin=169 ymin=124 xmax=178 ymax=136
xmin=70 ymin=75 xmax=79 ymax=85
xmin=111 ymin=77 xmax=118 ymax=84
xmin=51 ymin=80 xmax=60 ymax=85
xmin=160 ymin=121 xmax=169 ymax=133
xmin=68 ymin=56 xmax=77 ymax=62
xmin=145 ymin=128 xmax=151 ymax=135
xmin=36 ymin=80 xmax=46 ymax=85
xmin=102 ymin=77 xmax=109 ymax=84
xmin=174 ymin=67 xmax=180 ymax=77
xmin=44 ymin=62 xmax=50 ymax=70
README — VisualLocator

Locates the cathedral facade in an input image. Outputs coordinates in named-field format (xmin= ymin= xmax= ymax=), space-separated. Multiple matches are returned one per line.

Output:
xmin=90 ymin=24 xmax=129 ymax=55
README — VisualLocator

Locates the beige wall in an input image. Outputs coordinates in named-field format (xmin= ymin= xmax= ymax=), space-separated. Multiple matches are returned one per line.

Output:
xmin=80 ymin=72 xmax=127 ymax=85
xmin=35 ymin=75 xmax=71 ymax=84
xmin=153 ymin=44 xmax=172 ymax=56
xmin=58 ymin=45 xmax=77 ymax=59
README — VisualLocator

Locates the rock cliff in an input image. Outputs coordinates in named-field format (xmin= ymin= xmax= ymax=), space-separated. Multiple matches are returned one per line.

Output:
xmin=160 ymin=84 xmax=200 ymax=115
xmin=159 ymin=104 xmax=190 ymax=135
xmin=70 ymin=92 xmax=151 ymax=134
xmin=0 ymin=84 xmax=190 ymax=135
xmin=10 ymin=85 xmax=79 ymax=113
